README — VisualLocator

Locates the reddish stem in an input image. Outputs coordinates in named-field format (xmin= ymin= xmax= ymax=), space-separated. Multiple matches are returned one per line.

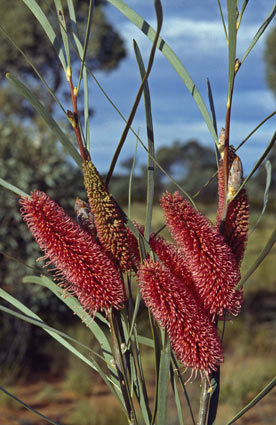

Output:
xmin=68 ymin=75 xmax=88 ymax=161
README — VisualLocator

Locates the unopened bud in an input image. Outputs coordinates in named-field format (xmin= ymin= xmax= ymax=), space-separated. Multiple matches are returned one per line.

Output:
xmin=66 ymin=66 xmax=72 ymax=81
xmin=227 ymin=155 xmax=243 ymax=201
xmin=67 ymin=110 xmax=75 ymax=128
xmin=235 ymin=59 xmax=241 ymax=74
xmin=218 ymin=128 xmax=225 ymax=159
xmin=74 ymin=197 xmax=96 ymax=238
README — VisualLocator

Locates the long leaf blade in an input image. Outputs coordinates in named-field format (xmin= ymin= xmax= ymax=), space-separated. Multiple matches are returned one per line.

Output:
xmin=157 ymin=331 xmax=171 ymax=425
xmin=0 ymin=178 xmax=29 ymax=198
xmin=106 ymin=0 xmax=217 ymax=144
xmin=133 ymin=40 xmax=155 ymax=241
xmin=5 ymin=73 xmax=82 ymax=167
xmin=237 ymin=225 xmax=276 ymax=289
xmin=54 ymin=0 xmax=70 ymax=68
xmin=241 ymin=2 xmax=276 ymax=64
xmin=227 ymin=0 xmax=238 ymax=99
xmin=249 ymin=160 xmax=272 ymax=235
xmin=22 ymin=0 xmax=66 ymax=71
xmin=226 ymin=376 xmax=276 ymax=425
xmin=0 ymin=385 xmax=60 ymax=425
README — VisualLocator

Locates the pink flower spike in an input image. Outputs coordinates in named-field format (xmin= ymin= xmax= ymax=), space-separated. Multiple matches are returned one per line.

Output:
xmin=150 ymin=235 xmax=194 ymax=290
xmin=138 ymin=258 xmax=224 ymax=374
xmin=160 ymin=191 xmax=241 ymax=318
xmin=20 ymin=190 xmax=126 ymax=315
xmin=223 ymin=189 xmax=249 ymax=267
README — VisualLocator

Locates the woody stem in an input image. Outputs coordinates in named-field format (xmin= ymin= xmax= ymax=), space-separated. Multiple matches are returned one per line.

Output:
xmin=68 ymin=74 xmax=89 ymax=161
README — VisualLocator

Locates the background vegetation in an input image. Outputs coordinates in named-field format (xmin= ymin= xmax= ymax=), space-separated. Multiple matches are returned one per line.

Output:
xmin=0 ymin=2 xmax=275 ymax=425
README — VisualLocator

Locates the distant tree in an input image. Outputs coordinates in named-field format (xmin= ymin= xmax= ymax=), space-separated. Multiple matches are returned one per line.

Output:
xmin=154 ymin=139 xmax=217 ymax=202
xmin=0 ymin=118 xmax=86 ymax=378
xmin=0 ymin=0 xmax=126 ymax=117
xmin=113 ymin=140 xmax=218 ymax=205
xmin=264 ymin=25 xmax=276 ymax=98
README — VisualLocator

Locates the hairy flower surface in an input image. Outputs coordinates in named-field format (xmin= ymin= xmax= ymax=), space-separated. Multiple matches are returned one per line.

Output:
xmin=222 ymin=189 xmax=249 ymax=267
xmin=160 ymin=191 xmax=241 ymax=317
xmin=138 ymin=258 xmax=223 ymax=374
xmin=83 ymin=160 xmax=139 ymax=270
xmin=150 ymin=235 xmax=194 ymax=290
xmin=20 ymin=190 xmax=126 ymax=314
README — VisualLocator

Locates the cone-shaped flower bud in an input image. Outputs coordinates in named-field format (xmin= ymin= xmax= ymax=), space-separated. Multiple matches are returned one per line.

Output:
xmin=161 ymin=191 xmax=241 ymax=318
xmin=227 ymin=155 xmax=243 ymax=202
xmin=223 ymin=189 xmax=249 ymax=267
xmin=138 ymin=258 xmax=224 ymax=374
xmin=83 ymin=160 xmax=139 ymax=270
xmin=20 ymin=190 xmax=126 ymax=315
xmin=74 ymin=197 xmax=97 ymax=238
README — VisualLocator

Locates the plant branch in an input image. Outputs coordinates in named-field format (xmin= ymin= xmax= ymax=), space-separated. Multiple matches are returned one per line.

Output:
xmin=68 ymin=72 xmax=89 ymax=161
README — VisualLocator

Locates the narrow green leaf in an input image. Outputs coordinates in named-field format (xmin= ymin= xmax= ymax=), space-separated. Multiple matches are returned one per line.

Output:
xmin=128 ymin=138 xmax=139 ymax=218
xmin=0 ymin=23 xmax=66 ymax=115
xmin=0 ymin=288 xmax=121 ymax=401
xmin=6 ymin=73 xmax=82 ymax=167
xmin=0 ymin=305 xmax=105 ymax=363
xmin=77 ymin=0 xmax=95 ymax=92
xmin=249 ymin=160 xmax=272 ymax=235
xmin=236 ymin=110 xmax=276 ymax=151
xmin=171 ymin=353 xmax=196 ymax=425
xmin=226 ymin=376 xmax=276 ymax=425
xmin=0 ymin=385 xmax=60 ymax=425
xmin=0 ymin=178 xmax=29 ymax=198
xmin=86 ymin=68 xmax=196 ymax=204
xmin=157 ymin=331 xmax=171 ymax=425
xmin=241 ymin=2 xmax=276 ymax=64
xmin=171 ymin=369 xmax=184 ymax=425
xmin=133 ymin=40 xmax=155 ymax=241
xmin=54 ymin=0 xmax=70 ymax=68
xmin=237 ymin=0 xmax=249 ymax=30
xmin=227 ymin=0 xmax=238 ymax=99
xmin=235 ymin=131 xmax=276 ymax=198
xmin=217 ymin=0 xmax=228 ymax=41
xmin=237 ymin=225 xmax=276 ymax=289
xmin=106 ymin=0 xmax=217 ymax=144
xmin=137 ymin=335 xmax=154 ymax=348
xmin=106 ymin=0 xmax=163 ymax=185
xmin=21 ymin=0 xmax=66 ymax=71
xmin=206 ymin=78 xmax=219 ymax=167
xmin=22 ymin=275 xmax=124 ymax=405
xmin=206 ymin=78 xmax=218 ymax=137
xmin=0 ymin=288 xmax=102 ymax=376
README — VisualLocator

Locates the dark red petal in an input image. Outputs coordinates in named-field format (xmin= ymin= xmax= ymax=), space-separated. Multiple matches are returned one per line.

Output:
xmin=20 ymin=190 xmax=126 ymax=314
xmin=138 ymin=258 xmax=223 ymax=374
xmin=161 ymin=191 xmax=241 ymax=318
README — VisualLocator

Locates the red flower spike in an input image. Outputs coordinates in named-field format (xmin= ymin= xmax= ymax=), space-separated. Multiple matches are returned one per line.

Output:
xmin=150 ymin=235 xmax=194 ymax=290
xmin=223 ymin=188 xmax=249 ymax=267
xmin=138 ymin=258 xmax=224 ymax=374
xmin=160 ymin=191 xmax=241 ymax=318
xmin=83 ymin=160 xmax=139 ymax=270
xmin=20 ymin=190 xmax=126 ymax=315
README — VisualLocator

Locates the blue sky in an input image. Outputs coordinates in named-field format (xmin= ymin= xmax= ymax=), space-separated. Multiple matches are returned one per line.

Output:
xmin=88 ymin=0 xmax=276 ymax=176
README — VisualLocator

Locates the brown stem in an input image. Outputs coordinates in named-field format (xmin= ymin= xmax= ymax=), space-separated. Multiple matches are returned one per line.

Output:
xmin=68 ymin=74 xmax=89 ymax=161
xmin=197 ymin=376 xmax=210 ymax=425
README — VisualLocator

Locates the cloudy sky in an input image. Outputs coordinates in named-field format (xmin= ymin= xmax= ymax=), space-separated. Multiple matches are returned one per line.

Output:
xmin=88 ymin=0 xmax=276 ymax=176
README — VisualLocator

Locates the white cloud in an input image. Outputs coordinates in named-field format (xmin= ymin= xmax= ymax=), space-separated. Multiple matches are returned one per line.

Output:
xmin=120 ymin=16 xmax=259 ymax=59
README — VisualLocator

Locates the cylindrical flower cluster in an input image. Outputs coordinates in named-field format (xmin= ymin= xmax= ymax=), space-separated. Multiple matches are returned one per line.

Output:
xmin=83 ymin=160 xmax=139 ymax=270
xmin=20 ymin=190 xmax=126 ymax=315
